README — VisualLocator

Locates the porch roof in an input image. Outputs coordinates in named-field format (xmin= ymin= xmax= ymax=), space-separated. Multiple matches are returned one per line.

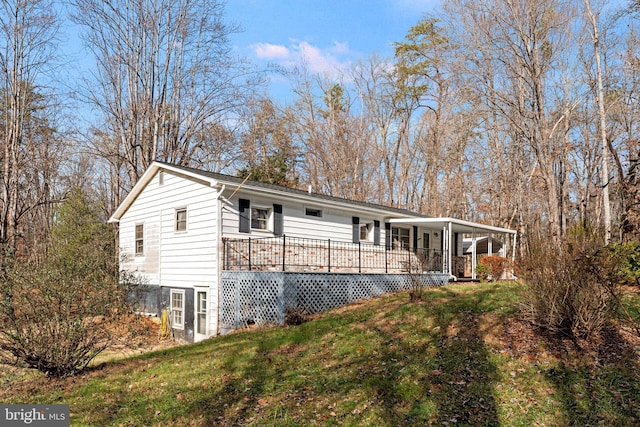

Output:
xmin=387 ymin=217 xmax=516 ymax=235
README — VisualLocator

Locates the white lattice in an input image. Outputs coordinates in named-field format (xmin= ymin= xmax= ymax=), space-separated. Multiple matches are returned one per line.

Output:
xmin=220 ymin=272 xmax=450 ymax=331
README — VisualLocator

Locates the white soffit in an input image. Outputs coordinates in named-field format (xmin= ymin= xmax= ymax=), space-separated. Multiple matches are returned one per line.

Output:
xmin=387 ymin=217 xmax=516 ymax=235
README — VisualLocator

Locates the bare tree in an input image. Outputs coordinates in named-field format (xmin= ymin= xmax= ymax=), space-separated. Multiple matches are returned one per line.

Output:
xmin=288 ymin=67 xmax=374 ymax=202
xmin=583 ymin=0 xmax=613 ymax=243
xmin=0 ymin=0 xmax=61 ymax=256
xmin=350 ymin=54 xmax=415 ymax=207
xmin=444 ymin=0 xmax=578 ymax=241
xmin=72 ymin=0 xmax=258 ymax=208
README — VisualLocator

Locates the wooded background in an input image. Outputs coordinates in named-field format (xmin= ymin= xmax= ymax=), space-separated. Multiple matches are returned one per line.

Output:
xmin=2 ymin=0 xmax=640 ymax=261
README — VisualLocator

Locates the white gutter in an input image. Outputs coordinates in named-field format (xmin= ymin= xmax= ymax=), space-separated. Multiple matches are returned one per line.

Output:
xmin=231 ymin=184 xmax=408 ymax=217
xmin=388 ymin=217 xmax=516 ymax=235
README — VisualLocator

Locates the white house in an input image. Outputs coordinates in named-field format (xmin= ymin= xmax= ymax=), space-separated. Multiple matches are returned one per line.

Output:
xmin=109 ymin=162 xmax=516 ymax=342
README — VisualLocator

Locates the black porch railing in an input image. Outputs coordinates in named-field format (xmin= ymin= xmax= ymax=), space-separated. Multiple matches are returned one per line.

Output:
xmin=222 ymin=235 xmax=445 ymax=274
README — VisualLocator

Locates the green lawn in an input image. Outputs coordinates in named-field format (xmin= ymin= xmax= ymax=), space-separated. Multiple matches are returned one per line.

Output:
xmin=3 ymin=281 xmax=640 ymax=426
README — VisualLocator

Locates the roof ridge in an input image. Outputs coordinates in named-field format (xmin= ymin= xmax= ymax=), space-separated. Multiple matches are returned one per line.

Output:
xmin=154 ymin=161 xmax=429 ymax=218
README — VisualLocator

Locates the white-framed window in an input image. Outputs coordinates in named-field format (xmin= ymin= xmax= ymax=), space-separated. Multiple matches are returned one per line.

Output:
xmin=422 ymin=232 xmax=430 ymax=249
xmin=360 ymin=222 xmax=372 ymax=242
xmin=392 ymin=227 xmax=410 ymax=249
xmin=175 ymin=207 xmax=187 ymax=231
xmin=305 ymin=207 xmax=323 ymax=218
xmin=171 ymin=289 xmax=184 ymax=329
xmin=251 ymin=206 xmax=271 ymax=230
xmin=135 ymin=223 xmax=144 ymax=255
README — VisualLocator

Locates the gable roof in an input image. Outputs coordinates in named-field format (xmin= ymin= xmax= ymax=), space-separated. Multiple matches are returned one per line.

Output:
xmin=108 ymin=161 xmax=430 ymax=223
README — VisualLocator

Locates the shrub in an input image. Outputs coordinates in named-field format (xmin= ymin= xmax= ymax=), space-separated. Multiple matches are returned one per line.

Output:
xmin=284 ymin=306 xmax=309 ymax=326
xmin=0 ymin=189 xmax=144 ymax=377
xmin=407 ymin=252 xmax=432 ymax=301
xmin=609 ymin=242 xmax=640 ymax=286
xmin=475 ymin=263 xmax=490 ymax=282
xmin=478 ymin=255 xmax=510 ymax=281
xmin=519 ymin=228 xmax=622 ymax=340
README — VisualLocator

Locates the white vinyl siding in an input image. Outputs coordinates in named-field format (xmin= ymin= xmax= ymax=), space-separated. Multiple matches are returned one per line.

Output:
xmin=118 ymin=170 xmax=218 ymax=294
xmin=221 ymin=194 xmax=385 ymax=244
xmin=158 ymin=176 xmax=217 ymax=288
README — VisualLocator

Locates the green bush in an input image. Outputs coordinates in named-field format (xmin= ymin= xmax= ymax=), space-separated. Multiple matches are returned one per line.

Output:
xmin=609 ymin=242 xmax=640 ymax=286
xmin=475 ymin=263 xmax=490 ymax=282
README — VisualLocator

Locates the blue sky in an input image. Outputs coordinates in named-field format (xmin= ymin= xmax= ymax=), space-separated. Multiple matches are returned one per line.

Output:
xmin=225 ymin=0 xmax=443 ymax=101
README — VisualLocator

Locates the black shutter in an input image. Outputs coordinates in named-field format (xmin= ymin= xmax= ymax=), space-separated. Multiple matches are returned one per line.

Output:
xmin=352 ymin=217 xmax=360 ymax=243
xmin=385 ymin=222 xmax=391 ymax=249
xmin=413 ymin=226 xmax=418 ymax=252
xmin=273 ymin=204 xmax=283 ymax=236
xmin=373 ymin=220 xmax=380 ymax=245
xmin=239 ymin=198 xmax=250 ymax=233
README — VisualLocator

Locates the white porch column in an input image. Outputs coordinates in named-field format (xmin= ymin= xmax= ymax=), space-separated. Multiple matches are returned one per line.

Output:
xmin=447 ymin=221 xmax=453 ymax=276
xmin=471 ymin=228 xmax=477 ymax=280
xmin=488 ymin=232 xmax=493 ymax=257
xmin=441 ymin=224 xmax=448 ymax=274
xmin=511 ymin=233 xmax=517 ymax=278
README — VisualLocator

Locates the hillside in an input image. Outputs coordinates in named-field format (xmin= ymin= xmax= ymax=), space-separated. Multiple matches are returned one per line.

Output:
xmin=2 ymin=282 xmax=640 ymax=426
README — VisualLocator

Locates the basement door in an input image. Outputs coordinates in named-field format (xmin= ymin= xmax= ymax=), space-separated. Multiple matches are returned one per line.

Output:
xmin=195 ymin=290 xmax=207 ymax=341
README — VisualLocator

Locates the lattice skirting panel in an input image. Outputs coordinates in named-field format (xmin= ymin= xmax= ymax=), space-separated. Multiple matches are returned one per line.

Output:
xmin=220 ymin=272 xmax=450 ymax=332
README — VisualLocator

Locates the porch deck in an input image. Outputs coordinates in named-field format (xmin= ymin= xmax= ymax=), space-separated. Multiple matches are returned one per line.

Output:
xmin=222 ymin=235 xmax=447 ymax=274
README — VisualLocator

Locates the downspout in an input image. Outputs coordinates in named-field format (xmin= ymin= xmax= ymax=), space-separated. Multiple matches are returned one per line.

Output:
xmin=215 ymin=184 xmax=226 ymax=336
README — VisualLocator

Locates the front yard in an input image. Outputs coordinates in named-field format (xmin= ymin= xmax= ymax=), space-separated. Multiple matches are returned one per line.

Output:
xmin=2 ymin=281 xmax=640 ymax=426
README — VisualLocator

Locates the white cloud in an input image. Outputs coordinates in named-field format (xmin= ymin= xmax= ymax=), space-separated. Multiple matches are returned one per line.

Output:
xmin=251 ymin=40 xmax=352 ymax=78
xmin=330 ymin=41 xmax=350 ymax=55
xmin=252 ymin=43 xmax=290 ymax=59
xmin=297 ymin=41 xmax=349 ymax=76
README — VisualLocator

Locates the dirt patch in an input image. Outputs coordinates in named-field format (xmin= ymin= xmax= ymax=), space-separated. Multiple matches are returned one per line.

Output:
xmin=94 ymin=314 xmax=180 ymax=361
xmin=480 ymin=313 xmax=640 ymax=366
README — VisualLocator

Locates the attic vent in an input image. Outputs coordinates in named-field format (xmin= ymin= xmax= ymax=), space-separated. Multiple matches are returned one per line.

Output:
xmin=305 ymin=207 xmax=322 ymax=218
xmin=159 ymin=171 xmax=164 ymax=186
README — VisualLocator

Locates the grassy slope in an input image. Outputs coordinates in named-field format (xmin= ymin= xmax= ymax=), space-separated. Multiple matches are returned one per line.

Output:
xmin=3 ymin=282 xmax=640 ymax=426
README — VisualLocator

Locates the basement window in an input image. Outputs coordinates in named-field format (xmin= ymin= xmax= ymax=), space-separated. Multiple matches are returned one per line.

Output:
xmin=171 ymin=290 xmax=184 ymax=329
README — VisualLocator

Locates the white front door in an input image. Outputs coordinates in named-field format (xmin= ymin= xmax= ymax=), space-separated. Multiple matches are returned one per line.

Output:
xmin=195 ymin=290 xmax=207 ymax=341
